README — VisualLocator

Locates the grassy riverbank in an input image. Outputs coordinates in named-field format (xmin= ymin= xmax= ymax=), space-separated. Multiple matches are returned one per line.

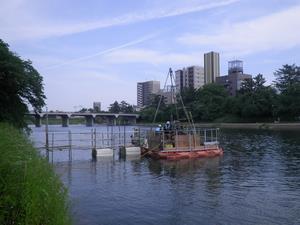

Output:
xmin=0 ymin=123 xmax=71 ymax=225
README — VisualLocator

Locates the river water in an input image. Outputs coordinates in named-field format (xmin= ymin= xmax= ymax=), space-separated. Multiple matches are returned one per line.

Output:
xmin=30 ymin=125 xmax=300 ymax=225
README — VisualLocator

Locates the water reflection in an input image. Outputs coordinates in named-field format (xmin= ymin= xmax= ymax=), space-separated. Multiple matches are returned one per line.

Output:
xmin=147 ymin=157 xmax=220 ymax=177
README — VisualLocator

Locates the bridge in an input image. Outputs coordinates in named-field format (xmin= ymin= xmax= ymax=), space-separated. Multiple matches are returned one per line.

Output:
xmin=27 ymin=112 xmax=139 ymax=127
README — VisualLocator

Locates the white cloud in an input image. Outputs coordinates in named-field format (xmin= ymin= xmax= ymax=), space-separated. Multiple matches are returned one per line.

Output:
xmin=42 ymin=33 xmax=158 ymax=70
xmin=39 ymin=37 xmax=204 ymax=70
xmin=177 ymin=4 xmax=300 ymax=56
xmin=102 ymin=48 xmax=203 ymax=66
xmin=0 ymin=0 xmax=239 ymax=41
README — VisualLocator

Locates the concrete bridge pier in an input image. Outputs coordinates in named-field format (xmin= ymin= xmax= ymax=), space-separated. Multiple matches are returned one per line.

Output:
xmin=119 ymin=116 xmax=137 ymax=125
xmin=85 ymin=115 xmax=94 ymax=127
xmin=107 ymin=117 xmax=117 ymax=126
xmin=35 ymin=115 xmax=42 ymax=127
xmin=62 ymin=116 xmax=70 ymax=127
xmin=129 ymin=117 xmax=137 ymax=124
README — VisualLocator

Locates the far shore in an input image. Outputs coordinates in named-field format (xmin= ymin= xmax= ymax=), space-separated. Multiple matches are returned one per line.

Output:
xmin=27 ymin=119 xmax=300 ymax=130
xmin=137 ymin=122 xmax=300 ymax=130
xmin=197 ymin=122 xmax=300 ymax=130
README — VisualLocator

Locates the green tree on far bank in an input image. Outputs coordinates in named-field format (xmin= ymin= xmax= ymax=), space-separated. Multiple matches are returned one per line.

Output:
xmin=0 ymin=39 xmax=46 ymax=128
xmin=274 ymin=64 xmax=300 ymax=120
xmin=109 ymin=101 xmax=121 ymax=113
xmin=109 ymin=100 xmax=135 ymax=113
xmin=236 ymin=74 xmax=277 ymax=121
xmin=120 ymin=100 xmax=134 ymax=113
xmin=274 ymin=64 xmax=300 ymax=92
xmin=192 ymin=83 xmax=229 ymax=121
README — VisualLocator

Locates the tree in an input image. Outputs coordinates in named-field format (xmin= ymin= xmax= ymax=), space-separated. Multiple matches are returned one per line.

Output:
xmin=239 ymin=74 xmax=265 ymax=94
xmin=179 ymin=87 xmax=197 ymax=105
xmin=253 ymin=73 xmax=266 ymax=91
xmin=149 ymin=94 xmax=166 ymax=109
xmin=237 ymin=74 xmax=277 ymax=121
xmin=239 ymin=78 xmax=254 ymax=94
xmin=79 ymin=108 xmax=88 ymax=113
xmin=193 ymin=84 xmax=228 ymax=121
xmin=93 ymin=106 xmax=100 ymax=113
xmin=139 ymin=107 xmax=156 ymax=122
xmin=119 ymin=101 xmax=134 ymax=113
xmin=109 ymin=101 xmax=120 ymax=113
xmin=0 ymin=39 xmax=46 ymax=128
xmin=273 ymin=64 xmax=300 ymax=120
xmin=274 ymin=64 xmax=300 ymax=92
xmin=277 ymin=83 xmax=300 ymax=120
xmin=108 ymin=100 xmax=134 ymax=113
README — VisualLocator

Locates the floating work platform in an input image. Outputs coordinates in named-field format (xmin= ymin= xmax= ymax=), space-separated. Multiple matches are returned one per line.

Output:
xmin=120 ymin=146 xmax=141 ymax=157
xmin=92 ymin=148 xmax=114 ymax=158
xmin=125 ymin=146 xmax=141 ymax=155
xmin=147 ymin=146 xmax=223 ymax=160
xmin=141 ymin=128 xmax=223 ymax=160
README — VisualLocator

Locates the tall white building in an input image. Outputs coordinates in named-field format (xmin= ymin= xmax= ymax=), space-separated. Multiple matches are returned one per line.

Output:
xmin=137 ymin=81 xmax=160 ymax=108
xmin=175 ymin=66 xmax=204 ymax=92
xmin=204 ymin=51 xmax=220 ymax=83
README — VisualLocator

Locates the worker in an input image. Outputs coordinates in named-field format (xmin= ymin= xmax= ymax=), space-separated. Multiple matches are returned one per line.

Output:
xmin=155 ymin=124 xmax=162 ymax=131
xmin=164 ymin=121 xmax=171 ymax=130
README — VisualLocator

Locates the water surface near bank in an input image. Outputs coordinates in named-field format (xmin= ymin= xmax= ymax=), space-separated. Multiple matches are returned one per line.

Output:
xmin=31 ymin=126 xmax=300 ymax=225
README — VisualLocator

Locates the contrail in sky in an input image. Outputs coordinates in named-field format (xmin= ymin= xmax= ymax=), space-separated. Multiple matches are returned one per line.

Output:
xmin=1 ymin=0 xmax=239 ymax=41
xmin=43 ymin=32 xmax=158 ymax=70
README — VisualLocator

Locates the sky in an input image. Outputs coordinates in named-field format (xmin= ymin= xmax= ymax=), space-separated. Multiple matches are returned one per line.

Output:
xmin=1 ymin=0 xmax=300 ymax=111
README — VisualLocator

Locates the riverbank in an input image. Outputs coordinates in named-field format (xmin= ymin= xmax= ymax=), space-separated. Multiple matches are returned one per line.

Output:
xmin=0 ymin=123 xmax=71 ymax=225
xmin=196 ymin=122 xmax=300 ymax=130
xmin=136 ymin=122 xmax=300 ymax=130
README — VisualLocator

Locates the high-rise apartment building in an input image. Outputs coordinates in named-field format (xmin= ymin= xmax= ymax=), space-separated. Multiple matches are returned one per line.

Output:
xmin=175 ymin=69 xmax=184 ymax=91
xmin=216 ymin=60 xmax=252 ymax=96
xmin=175 ymin=66 xmax=204 ymax=92
xmin=137 ymin=81 xmax=160 ymax=108
xmin=204 ymin=51 xmax=220 ymax=83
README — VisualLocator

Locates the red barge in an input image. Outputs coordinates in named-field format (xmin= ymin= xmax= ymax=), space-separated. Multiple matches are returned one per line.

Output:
xmin=142 ymin=127 xmax=223 ymax=160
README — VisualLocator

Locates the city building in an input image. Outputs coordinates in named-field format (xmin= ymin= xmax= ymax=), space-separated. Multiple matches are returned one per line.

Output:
xmin=93 ymin=102 xmax=101 ymax=112
xmin=137 ymin=80 xmax=160 ymax=108
xmin=175 ymin=66 xmax=205 ymax=92
xmin=204 ymin=51 xmax=220 ymax=83
xmin=216 ymin=60 xmax=252 ymax=96
xmin=175 ymin=69 xmax=184 ymax=91
xmin=158 ymin=85 xmax=176 ymax=105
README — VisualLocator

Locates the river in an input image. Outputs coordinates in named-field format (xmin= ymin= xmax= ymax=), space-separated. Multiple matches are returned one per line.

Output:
xmin=30 ymin=125 xmax=300 ymax=225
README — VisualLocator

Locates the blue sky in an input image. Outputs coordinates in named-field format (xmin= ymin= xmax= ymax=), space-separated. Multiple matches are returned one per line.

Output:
xmin=1 ymin=0 xmax=300 ymax=111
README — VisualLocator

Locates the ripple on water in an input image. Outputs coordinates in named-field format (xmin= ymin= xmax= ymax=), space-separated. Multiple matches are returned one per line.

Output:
xmin=41 ymin=127 xmax=300 ymax=225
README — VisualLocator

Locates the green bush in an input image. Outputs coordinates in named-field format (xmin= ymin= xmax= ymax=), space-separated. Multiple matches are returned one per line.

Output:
xmin=0 ymin=123 xmax=71 ymax=225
